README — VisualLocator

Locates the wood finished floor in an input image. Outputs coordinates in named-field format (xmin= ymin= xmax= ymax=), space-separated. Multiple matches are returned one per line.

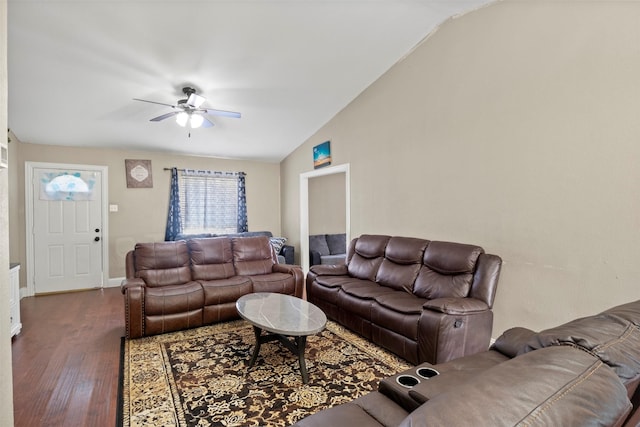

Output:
xmin=12 ymin=287 xmax=124 ymax=427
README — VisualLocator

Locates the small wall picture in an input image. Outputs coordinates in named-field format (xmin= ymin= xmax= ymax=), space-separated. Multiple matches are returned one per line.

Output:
xmin=313 ymin=140 xmax=331 ymax=169
xmin=125 ymin=159 xmax=153 ymax=188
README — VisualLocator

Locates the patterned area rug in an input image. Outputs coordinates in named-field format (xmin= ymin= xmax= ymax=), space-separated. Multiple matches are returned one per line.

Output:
xmin=120 ymin=320 xmax=411 ymax=427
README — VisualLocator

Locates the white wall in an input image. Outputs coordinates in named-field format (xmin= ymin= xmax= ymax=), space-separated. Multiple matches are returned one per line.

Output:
xmin=281 ymin=0 xmax=640 ymax=336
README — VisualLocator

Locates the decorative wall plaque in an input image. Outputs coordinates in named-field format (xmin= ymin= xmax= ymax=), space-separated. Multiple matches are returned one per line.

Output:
xmin=125 ymin=159 xmax=153 ymax=188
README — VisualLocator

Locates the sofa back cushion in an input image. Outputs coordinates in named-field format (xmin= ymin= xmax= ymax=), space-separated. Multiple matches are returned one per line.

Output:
xmin=524 ymin=300 xmax=640 ymax=384
xmin=413 ymin=241 xmax=484 ymax=299
xmin=347 ymin=235 xmax=390 ymax=281
xmin=376 ymin=236 xmax=429 ymax=291
xmin=326 ymin=233 xmax=347 ymax=255
xmin=232 ymin=236 xmax=276 ymax=275
xmin=134 ymin=241 xmax=192 ymax=287
xmin=188 ymin=237 xmax=236 ymax=280
xmin=309 ymin=234 xmax=330 ymax=256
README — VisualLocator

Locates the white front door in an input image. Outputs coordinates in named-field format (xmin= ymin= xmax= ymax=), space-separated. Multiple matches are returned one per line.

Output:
xmin=31 ymin=166 xmax=104 ymax=294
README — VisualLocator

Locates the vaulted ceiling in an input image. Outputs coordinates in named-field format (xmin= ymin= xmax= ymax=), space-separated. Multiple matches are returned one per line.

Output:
xmin=8 ymin=1 xmax=493 ymax=162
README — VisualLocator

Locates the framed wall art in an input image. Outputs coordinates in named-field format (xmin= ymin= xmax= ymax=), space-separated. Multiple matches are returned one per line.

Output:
xmin=125 ymin=159 xmax=153 ymax=188
xmin=313 ymin=140 xmax=331 ymax=169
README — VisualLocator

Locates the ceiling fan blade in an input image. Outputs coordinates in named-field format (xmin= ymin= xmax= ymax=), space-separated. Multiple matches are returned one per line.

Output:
xmin=133 ymin=98 xmax=176 ymax=108
xmin=150 ymin=111 xmax=179 ymax=122
xmin=203 ymin=108 xmax=241 ymax=118
xmin=200 ymin=116 xmax=215 ymax=128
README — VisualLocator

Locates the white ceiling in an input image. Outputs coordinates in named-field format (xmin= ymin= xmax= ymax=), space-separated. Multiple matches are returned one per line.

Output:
xmin=8 ymin=0 xmax=492 ymax=163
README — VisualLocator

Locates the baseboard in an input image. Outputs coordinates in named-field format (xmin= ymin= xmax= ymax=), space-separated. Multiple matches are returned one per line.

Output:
xmin=106 ymin=277 xmax=124 ymax=288
xmin=18 ymin=277 xmax=123 ymax=298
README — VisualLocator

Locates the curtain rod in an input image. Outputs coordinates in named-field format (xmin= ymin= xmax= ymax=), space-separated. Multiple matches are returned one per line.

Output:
xmin=164 ymin=168 xmax=246 ymax=176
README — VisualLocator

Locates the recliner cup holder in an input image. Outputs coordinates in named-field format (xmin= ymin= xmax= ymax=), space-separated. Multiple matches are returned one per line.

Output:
xmin=396 ymin=374 xmax=420 ymax=388
xmin=416 ymin=367 xmax=439 ymax=379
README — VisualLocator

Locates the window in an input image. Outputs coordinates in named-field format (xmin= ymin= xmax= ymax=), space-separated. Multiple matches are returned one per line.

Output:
xmin=178 ymin=170 xmax=247 ymax=235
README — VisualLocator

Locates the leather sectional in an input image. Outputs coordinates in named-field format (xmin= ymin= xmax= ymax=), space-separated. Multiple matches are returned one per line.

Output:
xmin=121 ymin=235 xmax=303 ymax=339
xmin=294 ymin=299 xmax=640 ymax=426
xmin=306 ymin=234 xmax=502 ymax=364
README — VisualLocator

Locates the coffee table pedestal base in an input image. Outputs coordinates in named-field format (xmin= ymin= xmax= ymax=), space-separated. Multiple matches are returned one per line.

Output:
xmin=248 ymin=326 xmax=310 ymax=384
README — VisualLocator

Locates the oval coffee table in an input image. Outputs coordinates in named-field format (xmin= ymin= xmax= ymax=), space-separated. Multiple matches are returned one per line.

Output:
xmin=236 ymin=292 xmax=327 ymax=384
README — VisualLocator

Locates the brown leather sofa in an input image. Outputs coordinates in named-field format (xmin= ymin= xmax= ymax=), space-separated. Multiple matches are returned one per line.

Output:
xmin=293 ymin=299 xmax=640 ymax=427
xmin=121 ymin=235 xmax=303 ymax=339
xmin=306 ymin=234 xmax=502 ymax=365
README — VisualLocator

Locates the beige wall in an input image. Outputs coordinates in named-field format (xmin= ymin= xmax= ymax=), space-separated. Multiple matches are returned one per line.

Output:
xmin=281 ymin=0 xmax=640 ymax=337
xmin=10 ymin=142 xmax=281 ymax=287
xmin=308 ymin=172 xmax=346 ymax=235
xmin=0 ymin=1 xmax=14 ymax=424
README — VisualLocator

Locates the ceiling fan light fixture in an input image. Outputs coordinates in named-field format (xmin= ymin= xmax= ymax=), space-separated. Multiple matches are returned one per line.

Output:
xmin=190 ymin=114 xmax=204 ymax=128
xmin=188 ymin=93 xmax=206 ymax=108
xmin=176 ymin=112 xmax=189 ymax=127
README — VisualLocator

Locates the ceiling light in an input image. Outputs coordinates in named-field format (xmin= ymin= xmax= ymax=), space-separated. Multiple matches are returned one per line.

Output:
xmin=188 ymin=93 xmax=206 ymax=108
xmin=176 ymin=112 xmax=189 ymax=127
xmin=190 ymin=114 xmax=204 ymax=128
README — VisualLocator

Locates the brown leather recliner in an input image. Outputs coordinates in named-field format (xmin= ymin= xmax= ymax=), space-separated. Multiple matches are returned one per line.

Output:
xmin=121 ymin=235 xmax=303 ymax=338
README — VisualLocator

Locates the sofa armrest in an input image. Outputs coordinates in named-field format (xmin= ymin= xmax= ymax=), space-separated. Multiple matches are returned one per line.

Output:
xmin=273 ymin=263 xmax=304 ymax=298
xmin=309 ymin=250 xmax=322 ymax=266
xmin=280 ymin=244 xmax=295 ymax=265
xmin=121 ymin=277 xmax=145 ymax=294
xmin=309 ymin=264 xmax=349 ymax=276
xmin=424 ymin=297 xmax=489 ymax=315
xmin=121 ymin=278 xmax=145 ymax=339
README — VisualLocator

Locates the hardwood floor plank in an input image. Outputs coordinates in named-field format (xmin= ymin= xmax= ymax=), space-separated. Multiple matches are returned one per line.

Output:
xmin=12 ymin=287 xmax=124 ymax=427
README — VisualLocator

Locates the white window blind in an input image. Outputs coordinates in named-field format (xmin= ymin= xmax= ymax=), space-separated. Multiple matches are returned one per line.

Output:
xmin=178 ymin=170 xmax=240 ymax=235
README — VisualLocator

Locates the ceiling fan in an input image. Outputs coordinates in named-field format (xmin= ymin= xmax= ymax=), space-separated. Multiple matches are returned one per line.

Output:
xmin=133 ymin=87 xmax=241 ymax=129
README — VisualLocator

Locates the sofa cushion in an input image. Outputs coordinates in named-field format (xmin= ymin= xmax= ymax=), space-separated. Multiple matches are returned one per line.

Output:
xmin=232 ymin=236 xmax=275 ymax=276
xmin=315 ymin=275 xmax=357 ymax=289
xmin=524 ymin=305 xmax=640 ymax=383
xmin=384 ymin=237 xmax=429 ymax=265
xmin=200 ymin=276 xmax=253 ymax=305
xmin=251 ymin=272 xmax=297 ymax=294
xmin=374 ymin=237 xmax=428 ymax=291
xmin=375 ymin=292 xmax=426 ymax=315
xmin=326 ymin=233 xmax=347 ymax=255
xmin=422 ymin=241 xmax=484 ymax=274
xmin=309 ymin=234 xmax=330 ymax=256
xmin=144 ymin=282 xmax=204 ymax=315
xmin=413 ymin=267 xmax=473 ymax=300
xmin=188 ymin=237 xmax=235 ymax=280
xmin=347 ymin=235 xmax=390 ymax=281
xmin=134 ymin=241 xmax=192 ymax=287
xmin=411 ymin=242 xmax=483 ymax=300
xmin=603 ymin=299 xmax=640 ymax=327
xmin=341 ymin=281 xmax=397 ymax=300
xmin=320 ymin=254 xmax=346 ymax=265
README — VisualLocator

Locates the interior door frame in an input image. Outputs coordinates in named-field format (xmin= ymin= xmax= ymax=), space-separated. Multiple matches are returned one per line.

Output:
xmin=25 ymin=161 xmax=109 ymax=297
xmin=299 ymin=163 xmax=350 ymax=274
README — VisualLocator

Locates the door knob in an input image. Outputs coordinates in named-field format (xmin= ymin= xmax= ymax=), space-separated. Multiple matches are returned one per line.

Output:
xmin=94 ymin=236 xmax=100 ymax=242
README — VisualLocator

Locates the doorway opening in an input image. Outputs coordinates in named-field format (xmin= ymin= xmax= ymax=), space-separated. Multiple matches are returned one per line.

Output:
xmin=299 ymin=164 xmax=350 ymax=273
